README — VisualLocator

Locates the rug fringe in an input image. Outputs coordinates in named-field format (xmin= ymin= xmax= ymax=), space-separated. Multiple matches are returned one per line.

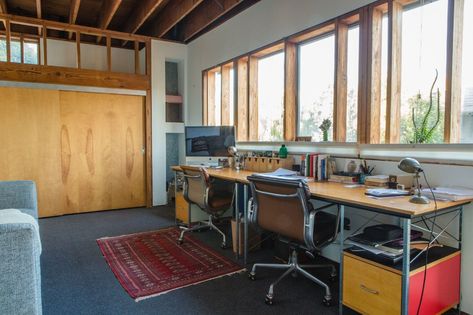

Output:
xmin=97 ymin=226 xmax=176 ymax=241
xmin=134 ymin=268 xmax=247 ymax=302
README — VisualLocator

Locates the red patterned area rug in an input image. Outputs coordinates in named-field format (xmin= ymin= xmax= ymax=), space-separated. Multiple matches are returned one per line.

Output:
xmin=97 ymin=227 xmax=244 ymax=301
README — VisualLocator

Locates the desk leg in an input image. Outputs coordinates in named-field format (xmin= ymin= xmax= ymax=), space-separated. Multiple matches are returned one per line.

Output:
xmin=401 ymin=218 xmax=411 ymax=315
xmin=243 ymin=184 xmax=249 ymax=266
xmin=235 ymin=183 xmax=240 ymax=259
xmin=338 ymin=205 xmax=344 ymax=315
xmin=458 ymin=206 xmax=463 ymax=314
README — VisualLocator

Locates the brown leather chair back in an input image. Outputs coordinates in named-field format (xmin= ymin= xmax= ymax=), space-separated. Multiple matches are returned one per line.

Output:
xmin=247 ymin=175 xmax=311 ymax=244
xmin=180 ymin=166 xmax=210 ymax=210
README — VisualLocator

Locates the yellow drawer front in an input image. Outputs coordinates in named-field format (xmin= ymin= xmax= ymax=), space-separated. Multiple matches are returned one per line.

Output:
xmin=343 ymin=254 xmax=401 ymax=315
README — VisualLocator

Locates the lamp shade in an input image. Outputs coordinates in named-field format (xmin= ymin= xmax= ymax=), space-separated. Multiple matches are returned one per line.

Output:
xmin=398 ymin=157 xmax=423 ymax=174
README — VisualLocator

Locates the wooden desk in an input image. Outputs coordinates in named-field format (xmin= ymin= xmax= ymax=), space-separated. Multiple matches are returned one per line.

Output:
xmin=172 ymin=166 xmax=468 ymax=218
xmin=172 ymin=166 xmax=471 ymax=314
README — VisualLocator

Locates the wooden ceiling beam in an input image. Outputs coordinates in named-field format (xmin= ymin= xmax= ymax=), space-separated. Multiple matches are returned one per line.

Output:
xmin=178 ymin=0 xmax=243 ymax=42
xmin=0 ymin=0 xmax=6 ymax=14
xmin=146 ymin=0 xmax=203 ymax=38
xmin=96 ymin=0 xmax=122 ymax=43
xmin=35 ymin=0 xmax=41 ymax=35
xmin=68 ymin=0 xmax=81 ymax=39
xmin=123 ymin=0 xmax=167 ymax=34
xmin=121 ymin=0 xmax=167 ymax=46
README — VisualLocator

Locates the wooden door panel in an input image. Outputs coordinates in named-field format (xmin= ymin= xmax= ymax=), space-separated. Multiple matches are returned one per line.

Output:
xmin=59 ymin=91 xmax=146 ymax=213
xmin=0 ymin=87 xmax=67 ymax=217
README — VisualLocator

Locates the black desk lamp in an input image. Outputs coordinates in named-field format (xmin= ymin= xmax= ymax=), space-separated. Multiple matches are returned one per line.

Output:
xmin=398 ymin=157 xmax=430 ymax=204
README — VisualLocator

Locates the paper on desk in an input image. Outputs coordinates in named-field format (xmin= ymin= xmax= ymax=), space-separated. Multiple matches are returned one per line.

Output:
xmin=254 ymin=168 xmax=307 ymax=181
xmin=421 ymin=187 xmax=473 ymax=201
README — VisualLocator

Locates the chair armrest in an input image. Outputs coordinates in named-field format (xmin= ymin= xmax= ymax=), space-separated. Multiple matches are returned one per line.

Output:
xmin=0 ymin=181 xmax=38 ymax=219
xmin=0 ymin=210 xmax=42 ymax=315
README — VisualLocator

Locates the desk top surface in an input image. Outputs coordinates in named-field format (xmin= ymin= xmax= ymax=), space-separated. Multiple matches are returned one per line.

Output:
xmin=172 ymin=166 xmax=470 ymax=217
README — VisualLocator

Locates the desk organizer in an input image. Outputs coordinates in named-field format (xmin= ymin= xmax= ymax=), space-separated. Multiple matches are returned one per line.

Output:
xmin=243 ymin=157 xmax=294 ymax=172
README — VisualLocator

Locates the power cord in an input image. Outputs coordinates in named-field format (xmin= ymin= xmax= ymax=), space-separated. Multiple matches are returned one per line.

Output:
xmin=416 ymin=171 xmax=438 ymax=315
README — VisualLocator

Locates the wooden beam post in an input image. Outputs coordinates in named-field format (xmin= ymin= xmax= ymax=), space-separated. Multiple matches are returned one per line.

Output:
xmin=96 ymin=0 xmax=122 ymax=43
xmin=385 ymin=0 xmax=402 ymax=144
xmin=20 ymin=33 xmax=24 ymax=63
xmin=357 ymin=7 xmax=370 ymax=144
xmin=5 ymin=19 xmax=10 ymax=62
xmin=445 ymin=0 xmax=464 ymax=143
xmin=248 ymin=56 xmax=258 ymax=141
xmin=221 ymin=64 xmax=232 ymax=125
xmin=68 ymin=0 xmax=81 ymax=40
xmin=134 ymin=41 xmax=140 ymax=74
xmin=284 ymin=41 xmax=297 ymax=141
xmin=106 ymin=35 xmax=112 ymax=72
xmin=145 ymin=89 xmax=153 ymax=208
xmin=237 ymin=57 xmax=249 ymax=141
xmin=42 ymin=24 xmax=47 ymax=65
xmin=76 ymin=31 xmax=81 ymax=69
xmin=334 ymin=20 xmax=348 ymax=142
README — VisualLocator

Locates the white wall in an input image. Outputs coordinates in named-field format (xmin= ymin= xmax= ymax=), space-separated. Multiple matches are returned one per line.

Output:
xmin=40 ymin=39 xmax=136 ymax=74
xmin=185 ymin=0 xmax=473 ymax=312
xmin=150 ymin=40 xmax=188 ymax=206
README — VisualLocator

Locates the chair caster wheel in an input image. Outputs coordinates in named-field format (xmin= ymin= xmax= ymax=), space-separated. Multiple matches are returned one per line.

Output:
xmin=322 ymin=297 xmax=332 ymax=307
xmin=291 ymin=272 xmax=298 ymax=278
xmin=220 ymin=242 xmax=227 ymax=249
xmin=177 ymin=239 xmax=183 ymax=245
xmin=265 ymin=295 xmax=273 ymax=305
xmin=329 ymin=274 xmax=337 ymax=282
xmin=248 ymin=272 xmax=256 ymax=281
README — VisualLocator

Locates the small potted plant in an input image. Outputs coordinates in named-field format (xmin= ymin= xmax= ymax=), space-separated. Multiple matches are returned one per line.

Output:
xmin=319 ymin=119 xmax=331 ymax=142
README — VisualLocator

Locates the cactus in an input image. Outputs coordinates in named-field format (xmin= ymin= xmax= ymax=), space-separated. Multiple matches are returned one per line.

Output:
xmin=411 ymin=69 xmax=441 ymax=144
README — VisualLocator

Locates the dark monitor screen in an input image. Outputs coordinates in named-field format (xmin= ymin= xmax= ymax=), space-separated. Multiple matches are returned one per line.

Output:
xmin=185 ymin=126 xmax=235 ymax=157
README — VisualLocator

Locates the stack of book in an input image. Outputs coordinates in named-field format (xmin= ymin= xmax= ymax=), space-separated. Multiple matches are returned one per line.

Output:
xmin=347 ymin=227 xmax=423 ymax=265
xmin=300 ymin=154 xmax=336 ymax=181
xmin=328 ymin=174 xmax=359 ymax=184
xmin=365 ymin=175 xmax=389 ymax=187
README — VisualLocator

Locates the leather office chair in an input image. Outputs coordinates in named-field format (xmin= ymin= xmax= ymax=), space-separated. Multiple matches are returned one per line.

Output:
xmin=247 ymin=175 xmax=342 ymax=306
xmin=178 ymin=165 xmax=235 ymax=248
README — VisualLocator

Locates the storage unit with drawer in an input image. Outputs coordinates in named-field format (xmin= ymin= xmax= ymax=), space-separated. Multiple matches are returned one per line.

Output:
xmin=343 ymin=248 xmax=461 ymax=315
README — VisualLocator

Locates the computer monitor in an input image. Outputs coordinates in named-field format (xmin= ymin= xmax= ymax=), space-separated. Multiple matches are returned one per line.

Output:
xmin=185 ymin=126 xmax=235 ymax=157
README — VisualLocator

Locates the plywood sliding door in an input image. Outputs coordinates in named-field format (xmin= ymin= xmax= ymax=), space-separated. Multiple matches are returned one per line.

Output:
xmin=59 ymin=91 xmax=146 ymax=214
xmin=0 ymin=87 xmax=146 ymax=217
xmin=0 ymin=87 xmax=67 ymax=217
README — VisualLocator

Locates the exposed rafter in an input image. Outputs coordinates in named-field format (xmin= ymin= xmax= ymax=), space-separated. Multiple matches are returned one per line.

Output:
xmin=178 ymin=0 xmax=243 ymax=42
xmin=0 ymin=0 xmax=6 ymax=13
xmin=96 ymin=0 xmax=122 ymax=43
xmin=121 ymin=0 xmax=167 ymax=46
xmin=68 ymin=0 xmax=81 ymax=39
xmin=35 ymin=0 xmax=41 ymax=35
xmin=123 ymin=0 xmax=167 ymax=34
xmin=146 ymin=0 xmax=203 ymax=38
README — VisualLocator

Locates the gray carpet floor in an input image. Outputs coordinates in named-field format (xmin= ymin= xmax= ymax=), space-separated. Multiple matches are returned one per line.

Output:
xmin=38 ymin=206 xmax=350 ymax=315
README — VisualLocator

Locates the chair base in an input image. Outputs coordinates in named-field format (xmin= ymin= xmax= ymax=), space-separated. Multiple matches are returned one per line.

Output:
xmin=178 ymin=215 xmax=227 ymax=248
xmin=249 ymin=250 xmax=336 ymax=306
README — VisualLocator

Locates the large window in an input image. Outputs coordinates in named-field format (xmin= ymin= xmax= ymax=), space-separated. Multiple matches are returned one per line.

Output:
xmin=202 ymin=0 xmax=473 ymax=146
xmin=203 ymin=63 xmax=235 ymax=127
xmin=400 ymin=0 xmax=448 ymax=144
xmin=461 ymin=0 xmax=473 ymax=143
xmin=298 ymin=34 xmax=335 ymax=141
xmin=0 ymin=37 xmax=39 ymax=64
xmin=257 ymin=52 xmax=284 ymax=141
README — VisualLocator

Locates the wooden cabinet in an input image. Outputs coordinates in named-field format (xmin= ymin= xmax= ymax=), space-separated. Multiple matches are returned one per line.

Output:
xmin=343 ymin=249 xmax=461 ymax=315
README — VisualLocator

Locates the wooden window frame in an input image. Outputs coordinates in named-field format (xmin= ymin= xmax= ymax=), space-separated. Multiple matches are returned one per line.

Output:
xmin=201 ymin=0 xmax=467 ymax=145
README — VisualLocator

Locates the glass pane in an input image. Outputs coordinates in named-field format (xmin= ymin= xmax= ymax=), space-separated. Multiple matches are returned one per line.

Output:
xmin=0 ymin=39 xmax=6 ymax=62
xmin=257 ymin=52 xmax=284 ymax=141
xmin=229 ymin=68 xmax=235 ymax=126
xmin=24 ymin=42 xmax=39 ymax=64
xmin=380 ymin=14 xmax=388 ymax=143
xmin=10 ymin=40 xmax=21 ymax=63
xmin=214 ymin=71 xmax=222 ymax=125
xmin=400 ymin=0 xmax=448 ymax=144
xmin=461 ymin=0 xmax=473 ymax=143
xmin=298 ymin=34 xmax=335 ymax=141
xmin=346 ymin=26 xmax=359 ymax=143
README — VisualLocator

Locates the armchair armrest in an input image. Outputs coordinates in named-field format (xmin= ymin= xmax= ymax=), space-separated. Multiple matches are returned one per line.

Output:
xmin=0 ymin=209 xmax=42 ymax=315
xmin=0 ymin=181 xmax=38 ymax=220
